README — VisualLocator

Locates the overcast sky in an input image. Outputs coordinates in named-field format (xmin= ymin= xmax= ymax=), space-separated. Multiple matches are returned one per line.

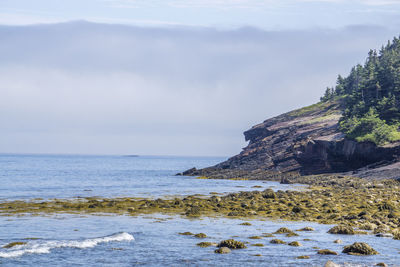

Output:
xmin=0 ymin=1 xmax=399 ymax=156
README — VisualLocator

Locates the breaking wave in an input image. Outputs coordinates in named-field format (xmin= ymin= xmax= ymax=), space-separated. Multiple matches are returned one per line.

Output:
xmin=0 ymin=232 xmax=134 ymax=258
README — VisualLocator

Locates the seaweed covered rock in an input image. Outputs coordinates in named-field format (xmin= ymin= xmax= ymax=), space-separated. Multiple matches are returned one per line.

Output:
xmin=328 ymin=225 xmax=355 ymax=235
xmin=194 ymin=233 xmax=207 ymax=238
xmin=270 ymin=239 xmax=286 ymax=244
xmin=3 ymin=241 xmax=27 ymax=248
xmin=262 ymin=189 xmax=276 ymax=199
xmin=185 ymin=206 xmax=201 ymax=217
xmin=179 ymin=232 xmax=193 ymax=236
xmin=297 ymin=255 xmax=310 ymax=259
xmin=274 ymin=227 xmax=294 ymax=234
xmin=217 ymin=239 xmax=246 ymax=249
xmin=215 ymin=247 xmax=231 ymax=254
xmin=324 ymin=261 xmax=340 ymax=267
xmin=197 ymin=242 xmax=215 ymax=247
xmin=297 ymin=227 xmax=315 ymax=232
xmin=288 ymin=241 xmax=302 ymax=247
xmin=317 ymin=249 xmax=338 ymax=255
xmin=373 ymin=224 xmax=390 ymax=234
xmin=342 ymin=242 xmax=378 ymax=255
xmin=286 ymin=232 xmax=299 ymax=237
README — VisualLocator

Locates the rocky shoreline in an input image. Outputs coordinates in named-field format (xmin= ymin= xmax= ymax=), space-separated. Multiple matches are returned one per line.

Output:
xmin=2 ymin=175 xmax=400 ymax=242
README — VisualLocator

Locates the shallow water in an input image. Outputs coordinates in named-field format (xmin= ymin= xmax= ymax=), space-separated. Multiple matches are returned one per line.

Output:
xmin=1 ymin=154 xmax=399 ymax=266
xmin=1 ymin=214 xmax=400 ymax=266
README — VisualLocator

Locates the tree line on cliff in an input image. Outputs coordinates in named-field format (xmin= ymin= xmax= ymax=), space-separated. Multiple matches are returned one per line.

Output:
xmin=321 ymin=36 xmax=400 ymax=145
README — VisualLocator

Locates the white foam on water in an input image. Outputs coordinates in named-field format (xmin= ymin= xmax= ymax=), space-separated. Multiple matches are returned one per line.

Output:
xmin=0 ymin=232 xmax=134 ymax=258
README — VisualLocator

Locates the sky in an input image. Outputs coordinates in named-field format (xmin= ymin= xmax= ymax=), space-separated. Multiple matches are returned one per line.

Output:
xmin=0 ymin=1 xmax=399 ymax=156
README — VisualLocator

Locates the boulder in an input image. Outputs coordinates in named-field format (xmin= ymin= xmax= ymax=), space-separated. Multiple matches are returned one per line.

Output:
xmin=317 ymin=249 xmax=338 ymax=255
xmin=215 ymin=247 xmax=231 ymax=254
xmin=288 ymin=241 xmax=302 ymax=247
xmin=324 ymin=261 xmax=340 ymax=267
xmin=217 ymin=239 xmax=246 ymax=249
xmin=194 ymin=233 xmax=207 ymax=238
xmin=270 ymin=239 xmax=286 ymax=244
xmin=328 ymin=225 xmax=355 ymax=235
xmin=274 ymin=227 xmax=294 ymax=234
xmin=297 ymin=227 xmax=315 ymax=231
xmin=342 ymin=242 xmax=378 ymax=255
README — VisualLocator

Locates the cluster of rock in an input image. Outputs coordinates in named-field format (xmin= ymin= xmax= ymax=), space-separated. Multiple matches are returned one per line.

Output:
xmin=187 ymin=226 xmax=380 ymax=260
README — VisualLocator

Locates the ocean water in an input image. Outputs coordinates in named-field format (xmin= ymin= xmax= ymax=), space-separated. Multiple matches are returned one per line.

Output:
xmin=0 ymin=154 xmax=298 ymax=201
xmin=0 ymin=154 xmax=399 ymax=266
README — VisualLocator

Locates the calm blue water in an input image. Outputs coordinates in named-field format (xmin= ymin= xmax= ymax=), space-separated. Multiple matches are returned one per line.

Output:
xmin=0 ymin=154 xmax=298 ymax=201
xmin=0 ymin=154 xmax=399 ymax=266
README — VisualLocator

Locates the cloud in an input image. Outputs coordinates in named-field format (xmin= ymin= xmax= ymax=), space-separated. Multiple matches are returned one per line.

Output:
xmin=0 ymin=22 xmax=398 ymax=155
xmin=103 ymin=0 xmax=400 ymax=9
xmin=102 ymin=0 xmax=279 ymax=9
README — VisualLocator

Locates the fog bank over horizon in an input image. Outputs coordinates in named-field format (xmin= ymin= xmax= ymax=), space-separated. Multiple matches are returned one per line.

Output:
xmin=0 ymin=21 xmax=398 ymax=156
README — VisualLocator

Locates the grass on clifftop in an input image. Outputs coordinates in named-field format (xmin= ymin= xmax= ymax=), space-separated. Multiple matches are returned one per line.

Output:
xmin=287 ymin=98 xmax=342 ymax=119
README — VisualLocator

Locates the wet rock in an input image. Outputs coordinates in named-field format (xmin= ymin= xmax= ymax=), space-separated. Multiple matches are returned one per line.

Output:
xmin=127 ymin=207 xmax=135 ymax=212
xmin=239 ymin=222 xmax=252 ymax=226
xmin=373 ymin=224 xmax=390 ymax=234
xmin=249 ymin=236 xmax=262 ymax=239
xmin=262 ymin=189 xmax=277 ymax=199
xmin=297 ymin=255 xmax=310 ymax=259
xmin=342 ymin=242 xmax=378 ymax=255
xmin=251 ymin=243 xmax=264 ymax=247
xmin=3 ymin=242 xmax=27 ymax=248
xmin=324 ymin=261 xmax=340 ymax=267
xmin=179 ymin=232 xmax=193 ymax=236
xmin=328 ymin=225 xmax=355 ymax=235
xmin=359 ymin=222 xmax=377 ymax=230
xmin=378 ymin=202 xmax=394 ymax=211
xmin=227 ymin=211 xmax=245 ymax=217
xmin=392 ymin=229 xmax=400 ymax=240
xmin=274 ymin=227 xmax=294 ymax=234
xmin=270 ymin=239 xmax=286 ymax=244
xmin=210 ymin=196 xmax=222 ymax=203
xmin=217 ymin=239 xmax=246 ymax=249
xmin=333 ymin=239 xmax=342 ymax=244
xmin=185 ymin=206 xmax=201 ymax=217
xmin=297 ymin=227 xmax=315 ymax=231
xmin=215 ymin=247 xmax=231 ymax=254
xmin=292 ymin=206 xmax=302 ymax=213
xmin=286 ymin=232 xmax=299 ymax=237
xmin=376 ymin=263 xmax=388 ymax=267
xmin=375 ymin=233 xmax=393 ymax=238
xmin=262 ymin=233 xmax=275 ymax=237
xmin=197 ymin=242 xmax=216 ymax=247
xmin=317 ymin=249 xmax=338 ymax=255
xmin=288 ymin=241 xmax=302 ymax=247
xmin=181 ymin=167 xmax=197 ymax=176
xmin=194 ymin=233 xmax=207 ymax=238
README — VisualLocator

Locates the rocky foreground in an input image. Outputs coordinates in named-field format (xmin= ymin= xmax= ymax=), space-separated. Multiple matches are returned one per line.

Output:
xmin=2 ymin=176 xmax=400 ymax=242
xmin=180 ymin=100 xmax=400 ymax=181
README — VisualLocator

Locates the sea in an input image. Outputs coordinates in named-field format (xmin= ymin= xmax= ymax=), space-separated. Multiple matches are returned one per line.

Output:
xmin=0 ymin=154 xmax=399 ymax=266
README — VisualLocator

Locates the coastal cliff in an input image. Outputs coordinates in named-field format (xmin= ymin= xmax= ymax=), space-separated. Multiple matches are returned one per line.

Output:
xmin=181 ymin=99 xmax=400 ymax=180
xmin=182 ymin=36 xmax=400 ymax=181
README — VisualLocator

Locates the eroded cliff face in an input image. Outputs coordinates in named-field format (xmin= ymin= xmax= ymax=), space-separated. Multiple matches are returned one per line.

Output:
xmin=182 ymin=100 xmax=400 ymax=180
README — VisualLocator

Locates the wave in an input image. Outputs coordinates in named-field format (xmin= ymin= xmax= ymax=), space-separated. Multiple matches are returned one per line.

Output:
xmin=0 ymin=232 xmax=134 ymax=258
